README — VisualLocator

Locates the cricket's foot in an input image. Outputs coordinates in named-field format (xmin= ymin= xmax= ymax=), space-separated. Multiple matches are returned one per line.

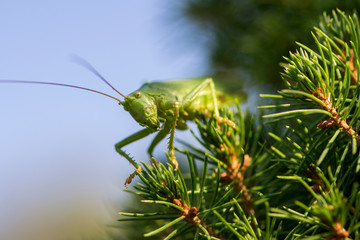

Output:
xmin=171 ymin=157 xmax=179 ymax=171
xmin=216 ymin=116 xmax=236 ymax=128
xmin=124 ymin=166 xmax=142 ymax=188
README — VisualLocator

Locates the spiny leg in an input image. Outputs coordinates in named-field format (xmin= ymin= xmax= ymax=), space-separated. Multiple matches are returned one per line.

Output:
xmin=115 ymin=128 xmax=155 ymax=186
xmin=147 ymin=103 xmax=179 ymax=170
xmin=168 ymin=102 xmax=180 ymax=170
xmin=183 ymin=78 xmax=236 ymax=128
xmin=147 ymin=125 xmax=171 ymax=159
xmin=207 ymin=79 xmax=236 ymax=128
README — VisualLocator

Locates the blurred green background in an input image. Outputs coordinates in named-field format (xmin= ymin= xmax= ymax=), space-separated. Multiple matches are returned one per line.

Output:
xmin=178 ymin=0 xmax=360 ymax=94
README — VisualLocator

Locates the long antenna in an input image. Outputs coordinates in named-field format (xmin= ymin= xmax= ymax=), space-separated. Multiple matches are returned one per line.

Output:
xmin=0 ymin=80 xmax=123 ymax=103
xmin=70 ymin=55 xmax=126 ymax=98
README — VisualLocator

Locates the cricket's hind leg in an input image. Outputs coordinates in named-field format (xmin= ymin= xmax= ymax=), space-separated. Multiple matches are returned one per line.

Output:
xmin=183 ymin=78 xmax=236 ymax=128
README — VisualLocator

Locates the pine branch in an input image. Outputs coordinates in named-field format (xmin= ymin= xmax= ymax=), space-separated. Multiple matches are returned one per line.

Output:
xmin=119 ymin=9 xmax=360 ymax=239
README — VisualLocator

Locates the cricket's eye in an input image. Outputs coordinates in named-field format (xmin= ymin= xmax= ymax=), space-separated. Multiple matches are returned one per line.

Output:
xmin=134 ymin=91 xmax=142 ymax=98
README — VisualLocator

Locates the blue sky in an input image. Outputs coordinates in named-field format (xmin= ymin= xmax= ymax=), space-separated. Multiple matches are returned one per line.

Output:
xmin=0 ymin=1 xmax=208 ymax=239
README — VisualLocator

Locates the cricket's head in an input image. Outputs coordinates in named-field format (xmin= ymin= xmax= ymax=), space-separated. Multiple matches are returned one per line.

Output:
xmin=122 ymin=91 xmax=159 ymax=130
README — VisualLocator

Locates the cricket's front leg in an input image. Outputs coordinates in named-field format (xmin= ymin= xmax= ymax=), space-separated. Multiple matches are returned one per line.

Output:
xmin=115 ymin=128 xmax=155 ymax=186
xmin=147 ymin=125 xmax=170 ymax=157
